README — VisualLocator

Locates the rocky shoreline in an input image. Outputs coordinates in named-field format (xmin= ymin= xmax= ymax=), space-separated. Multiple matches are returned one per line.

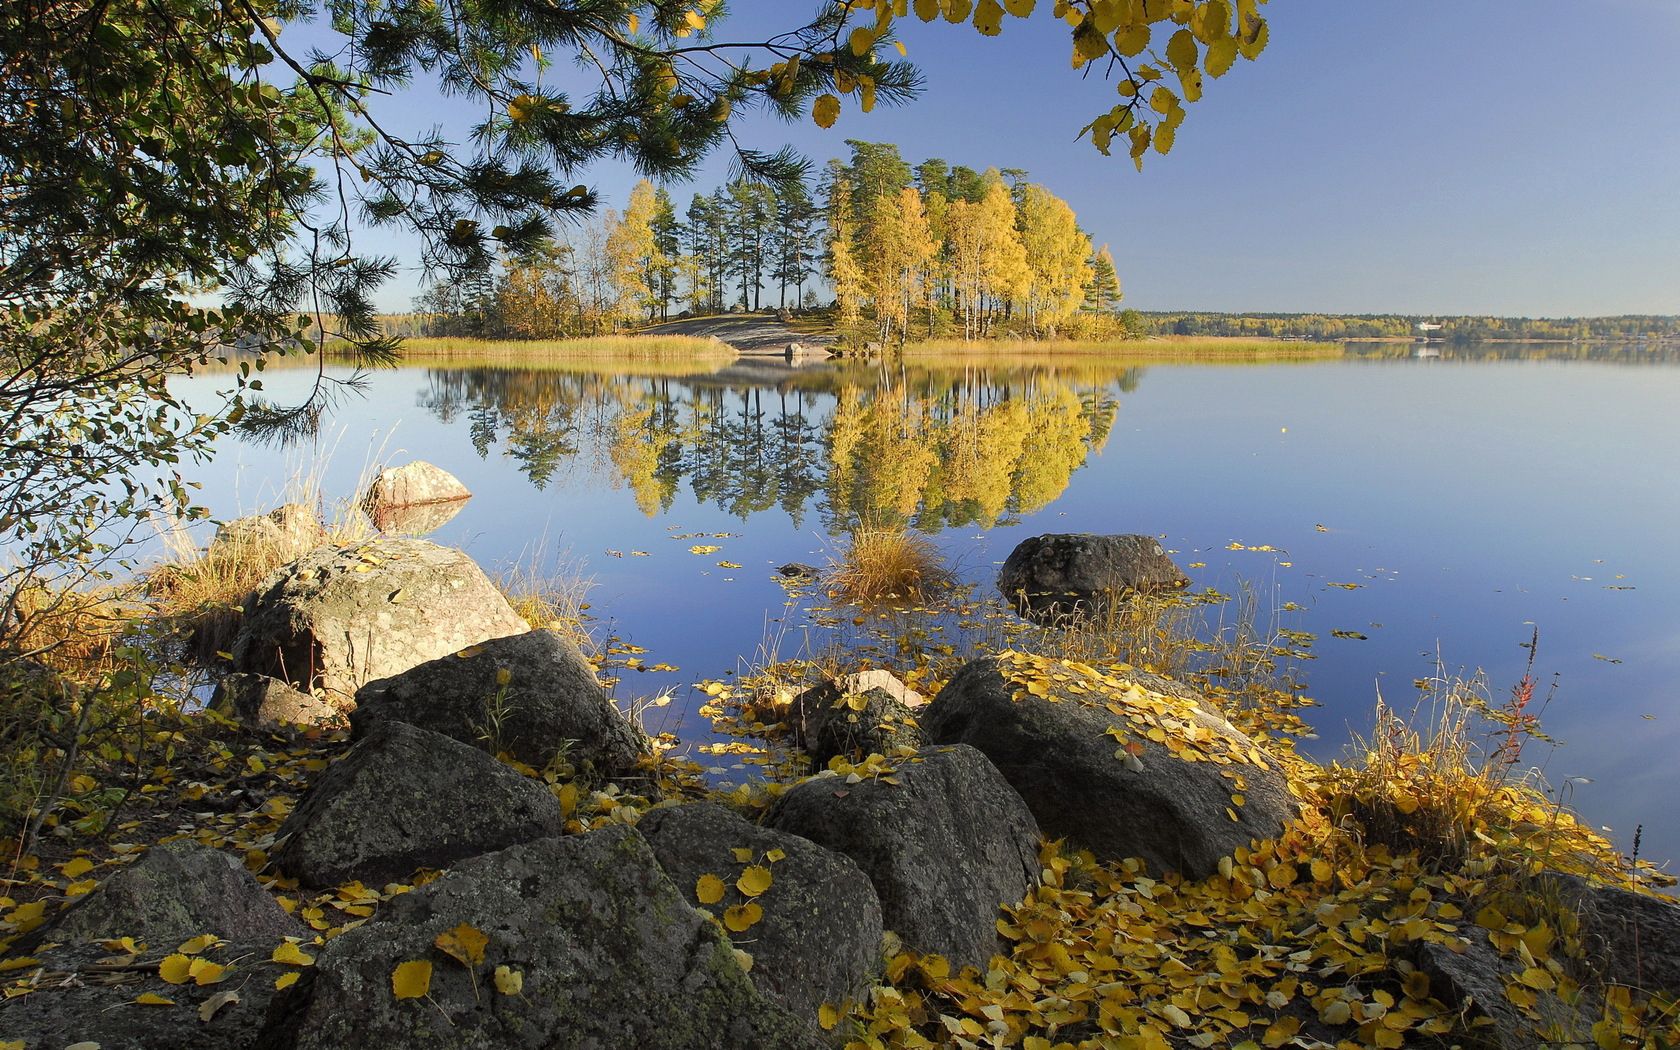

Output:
xmin=3 ymin=479 xmax=1677 ymax=1049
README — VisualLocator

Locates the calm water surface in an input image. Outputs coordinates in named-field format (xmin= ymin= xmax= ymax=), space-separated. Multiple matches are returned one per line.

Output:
xmin=174 ymin=348 xmax=1680 ymax=871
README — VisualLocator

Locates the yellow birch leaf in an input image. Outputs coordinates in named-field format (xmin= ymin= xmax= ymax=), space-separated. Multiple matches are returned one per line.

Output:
xmin=494 ymin=965 xmax=523 ymax=995
xmin=159 ymin=953 xmax=193 ymax=984
xmin=60 ymin=857 xmax=94 ymax=879
xmin=198 ymin=989 xmax=240 ymax=1021
xmin=177 ymin=934 xmax=217 ymax=955
xmin=275 ymin=971 xmax=301 ymax=990
xmin=435 ymin=923 xmax=489 ymax=967
xmin=812 ymin=94 xmax=840 ymax=129
xmin=134 ymin=991 xmax=175 ymax=1006
xmin=736 ymin=865 xmax=773 ymax=897
xmin=723 ymin=903 xmax=763 ymax=932
xmin=696 ymin=873 xmax=727 ymax=905
xmin=187 ymin=957 xmax=226 ymax=985
xmin=392 ymin=959 xmax=433 ymax=1000
xmin=271 ymin=941 xmax=314 ymax=966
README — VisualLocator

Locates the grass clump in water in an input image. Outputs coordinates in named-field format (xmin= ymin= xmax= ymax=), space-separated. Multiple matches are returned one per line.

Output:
xmin=825 ymin=523 xmax=956 ymax=606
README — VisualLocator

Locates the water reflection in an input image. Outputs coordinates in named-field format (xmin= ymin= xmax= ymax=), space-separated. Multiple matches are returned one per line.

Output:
xmin=418 ymin=365 xmax=1126 ymax=531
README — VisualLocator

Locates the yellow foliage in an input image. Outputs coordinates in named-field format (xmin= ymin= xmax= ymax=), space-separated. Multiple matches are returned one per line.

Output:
xmin=434 ymin=922 xmax=489 ymax=967
xmin=391 ymin=959 xmax=433 ymax=1000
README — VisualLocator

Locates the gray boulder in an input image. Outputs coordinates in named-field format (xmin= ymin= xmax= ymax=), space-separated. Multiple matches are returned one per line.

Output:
xmin=998 ymin=533 xmax=1189 ymax=621
xmin=4 ymin=842 xmax=307 ymax=1048
xmin=925 ymin=655 xmax=1294 ymax=878
xmin=1 ymin=941 xmax=302 ymax=1050
xmin=1417 ymin=935 xmax=1574 ymax=1050
xmin=638 ymin=801 xmax=883 ymax=1020
xmin=362 ymin=460 xmax=471 ymax=530
xmin=272 ymin=720 xmax=562 ymax=888
xmin=212 ymin=503 xmax=323 ymax=562
xmin=1417 ymin=875 xmax=1680 ymax=1048
xmin=257 ymin=825 xmax=822 ymax=1050
xmin=765 ymin=744 xmax=1040 ymax=969
xmin=1558 ymin=873 xmax=1680 ymax=999
xmin=230 ymin=538 xmax=530 ymax=707
xmin=352 ymin=628 xmax=647 ymax=777
xmin=213 ymin=672 xmax=341 ymax=730
xmin=39 ymin=839 xmax=300 ymax=947
xmin=790 ymin=684 xmax=923 ymax=770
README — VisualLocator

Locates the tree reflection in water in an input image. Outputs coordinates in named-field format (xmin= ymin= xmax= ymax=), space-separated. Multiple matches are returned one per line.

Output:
xmin=418 ymin=364 xmax=1133 ymax=533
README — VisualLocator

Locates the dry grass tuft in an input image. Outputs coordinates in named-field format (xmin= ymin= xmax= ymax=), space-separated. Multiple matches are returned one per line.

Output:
xmin=494 ymin=554 xmax=597 ymax=656
xmin=826 ymin=523 xmax=956 ymax=605
xmin=1318 ymin=640 xmax=1566 ymax=870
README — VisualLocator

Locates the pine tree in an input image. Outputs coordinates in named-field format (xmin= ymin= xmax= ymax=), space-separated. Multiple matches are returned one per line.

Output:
xmin=1086 ymin=244 xmax=1123 ymax=313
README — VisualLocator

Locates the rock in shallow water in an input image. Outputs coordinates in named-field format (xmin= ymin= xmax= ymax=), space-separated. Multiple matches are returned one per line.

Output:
xmin=997 ymin=533 xmax=1189 ymax=622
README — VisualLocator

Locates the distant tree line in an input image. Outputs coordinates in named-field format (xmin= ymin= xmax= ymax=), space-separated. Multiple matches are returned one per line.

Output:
xmin=1135 ymin=311 xmax=1680 ymax=343
xmin=412 ymin=140 xmax=1124 ymax=343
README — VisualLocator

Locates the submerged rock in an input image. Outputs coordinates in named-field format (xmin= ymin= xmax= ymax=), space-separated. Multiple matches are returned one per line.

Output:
xmin=258 ymin=825 xmax=821 ymax=1050
xmin=925 ymin=654 xmax=1294 ymax=878
xmin=997 ymin=533 xmax=1189 ymax=622
xmin=766 ymin=744 xmax=1040 ymax=969
xmin=351 ymin=627 xmax=647 ymax=777
xmin=639 ymin=801 xmax=883 ymax=1020
xmin=272 ymin=720 xmax=562 ymax=888
xmin=230 ymin=538 xmax=529 ymax=706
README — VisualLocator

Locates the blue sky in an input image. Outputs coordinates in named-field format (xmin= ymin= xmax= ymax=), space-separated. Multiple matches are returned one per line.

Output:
xmin=320 ymin=1 xmax=1680 ymax=316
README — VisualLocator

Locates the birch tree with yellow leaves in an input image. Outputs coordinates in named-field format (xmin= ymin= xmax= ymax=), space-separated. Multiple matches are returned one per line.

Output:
xmin=1018 ymin=185 xmax=1095 ymax=337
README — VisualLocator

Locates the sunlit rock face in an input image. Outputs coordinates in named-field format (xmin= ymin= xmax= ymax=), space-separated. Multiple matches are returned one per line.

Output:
xmin=230 ymin=538 xmax=529 ymax=707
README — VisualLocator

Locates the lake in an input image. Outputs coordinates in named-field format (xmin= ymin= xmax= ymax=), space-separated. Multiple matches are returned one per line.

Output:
xmin=174 ymin=345 xmax=1680 ymax=873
